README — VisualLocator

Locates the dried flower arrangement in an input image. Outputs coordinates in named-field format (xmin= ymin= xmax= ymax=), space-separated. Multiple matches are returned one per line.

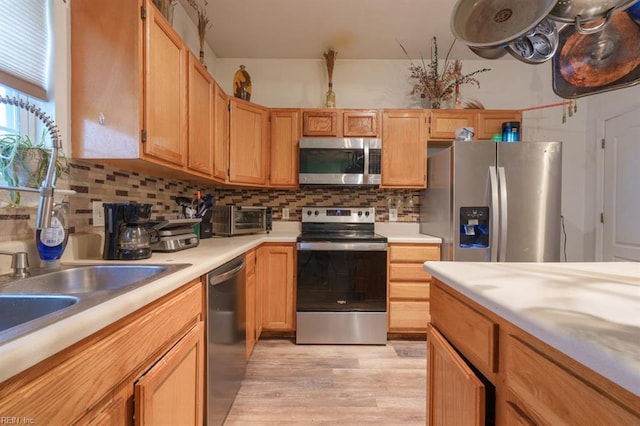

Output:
xmin=185 ymin=0 xmax=212 ymax=64
xmin=323 ymin=49 xmax=338 ymax=107
xmin=400 ymin=37 xmax=491 ymax=108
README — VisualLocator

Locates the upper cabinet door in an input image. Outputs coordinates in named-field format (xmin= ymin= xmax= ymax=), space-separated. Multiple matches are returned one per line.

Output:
xmin=228 ymin=98 xmax=269 ymax=186
xmin=302 ymin=110 xmax=340 ymax=136
xmin=343 ymin=110 xmax=380 ymax=137
xmin=476 ymin=110 xmax=522 ymax=140
xmin=269 ymin=109 xmax=301 ymax=188
xmin=213 ymin=82 xmax=229 ymax=183
xmin=429 ymin=110 xmax=477 ymax=141
xmin=381 ymin=110 xmax=427 ymax=188
xmin=143 ymin=3 xmax=188 ymax=167
xmin=187 ymin=53 xmax=214 ymax=178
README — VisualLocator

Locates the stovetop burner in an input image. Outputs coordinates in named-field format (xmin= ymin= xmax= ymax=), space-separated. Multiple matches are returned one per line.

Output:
xmin=298 ymin=207 xmax=387 ymax=243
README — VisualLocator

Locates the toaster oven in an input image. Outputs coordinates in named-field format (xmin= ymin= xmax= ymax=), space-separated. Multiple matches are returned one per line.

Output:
xmin=211 ymin=206 xmax=272 ymax=236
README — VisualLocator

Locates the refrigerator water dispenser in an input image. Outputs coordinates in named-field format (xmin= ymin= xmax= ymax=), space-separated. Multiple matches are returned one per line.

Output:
xmin=460 ymin=207 xmax=489 ymax=248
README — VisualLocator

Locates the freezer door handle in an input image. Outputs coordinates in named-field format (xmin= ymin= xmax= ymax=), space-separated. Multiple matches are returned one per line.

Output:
xmin=489 ymin=166 xmax=499 ymax=262
xmin=498 ymin=166 xmax=508 ymax=262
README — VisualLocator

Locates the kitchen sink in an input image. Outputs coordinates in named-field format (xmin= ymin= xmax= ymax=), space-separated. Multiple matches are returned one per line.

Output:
xmin=1 ymin=264 xmax=177 ymax=294
xmin=0 ymin=263 xmax=191 ymax=344
xmin=0 ymin=294 xmax=78 ymax=332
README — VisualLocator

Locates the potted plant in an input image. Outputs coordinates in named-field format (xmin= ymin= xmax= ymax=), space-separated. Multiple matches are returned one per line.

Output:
xmin=0 ymin=132 xmax=70 ymax=205
xmin=400 ymin=37 xmax=491 ymax=108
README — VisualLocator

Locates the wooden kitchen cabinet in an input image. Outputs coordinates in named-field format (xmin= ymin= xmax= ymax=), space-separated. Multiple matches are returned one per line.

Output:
xmin=343 ymin=109 xmax=380 ymax=137
xmin=428 ymin=109 xmax=523 ymax=141
xmin=503 ymin=334 xmax=640 ymax=425
xmin=71 ymin=0 xmax=189 ymax=174
xmin=429 ymin=279 xmax=640 ymax=425
xmin=187 ymin=53 xmax=214 ymax=178
xmin=269 ymin=109 xmax=301 ymax=188
xmin=303 ymin=110 xmax=340 ymax=136
xmin=387 ymin=243 xmax=439 ymax=333
xmin=302 ymin=109 xmax=380 ymax=137
xmin=381 ymin=109 xmax=428 ymax=188
xmin=229 ymin=98 xmax=270 ymax=186
xmin=428 ymin=324 xmax=486 ymax=425
xmin=429 ymin=109 xmax=477 ymax=141
xmin=476 ymin=110 xmax=522 ymax=140
xmin=135 ymin=322 xmax=205 ymax=425
xmin=0 ymin=279 xmax=205 ymax=425
xmin=213 ymin=81 xmax=229 ymax=183
xmin=258 ymin=243 xmax=296 ymax=331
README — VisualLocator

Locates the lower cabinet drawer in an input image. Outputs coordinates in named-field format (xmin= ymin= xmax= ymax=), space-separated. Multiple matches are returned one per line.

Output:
xmin=389 ymin=281 xmax=430 ymax=300
xmin=389 ymin=300 xmax=430 ymax=330
xmin=389 ymin=263 xmax=431 ymax=281
xmin=504 ymin=335 xmax=640 ymax=425
xmin=389 ymin=244 xmax=440 ymax=262
xmin=431 ymin=282 xmax=498 ymax=375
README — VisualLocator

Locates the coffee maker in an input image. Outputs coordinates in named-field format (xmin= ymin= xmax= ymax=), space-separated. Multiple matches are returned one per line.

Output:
xmin=103 ymin=203 xmax=154 ymax=260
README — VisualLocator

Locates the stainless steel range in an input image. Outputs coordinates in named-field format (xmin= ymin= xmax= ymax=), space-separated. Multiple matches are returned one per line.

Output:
xmin=296 ymin=207 xmax=388 ymax=345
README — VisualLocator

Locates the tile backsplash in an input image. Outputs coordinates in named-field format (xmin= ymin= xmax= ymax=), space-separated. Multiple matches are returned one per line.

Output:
xmin=0 ymin=160 xmax=420 ymax=241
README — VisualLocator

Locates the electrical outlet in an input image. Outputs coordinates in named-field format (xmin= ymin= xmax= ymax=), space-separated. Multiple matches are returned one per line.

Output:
xmin=389 ymin=208 xmax=398 ymax=222
xmin=282 ymin=207 xmax=290 ymax=220
xmin=92 ymin=201 xmax=105 ymax=227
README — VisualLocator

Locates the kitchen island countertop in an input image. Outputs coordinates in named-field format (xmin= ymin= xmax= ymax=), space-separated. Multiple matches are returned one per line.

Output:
xmin=423 ymin=261 xmax=640 ymax=397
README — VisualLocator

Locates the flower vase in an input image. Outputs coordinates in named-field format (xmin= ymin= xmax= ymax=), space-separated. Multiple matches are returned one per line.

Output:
xmin=233 ymin=65 xmax=252 ymax=101
xmin=430 ymin=98 xmax=442 ymax=109
xmin=325 ymin=83 xmax=336 ymax=108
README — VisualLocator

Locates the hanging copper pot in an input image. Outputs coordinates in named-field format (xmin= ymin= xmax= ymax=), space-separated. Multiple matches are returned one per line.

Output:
xmin=552 ymin=12 xmax=640 ymax=98
xmin=548 ymin=0 xmax=640 ymax=34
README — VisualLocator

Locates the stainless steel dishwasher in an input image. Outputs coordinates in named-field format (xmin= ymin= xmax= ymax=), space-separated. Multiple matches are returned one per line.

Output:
xmin=206 ymin=255 xmax=246 ymax=426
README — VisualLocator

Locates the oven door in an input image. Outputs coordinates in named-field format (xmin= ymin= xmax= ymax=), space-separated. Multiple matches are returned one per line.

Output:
xmin=296 ymin=241 xmax=387 ymax=312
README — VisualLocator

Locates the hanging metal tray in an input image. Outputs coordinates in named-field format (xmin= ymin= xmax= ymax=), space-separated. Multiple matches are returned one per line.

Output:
xmin=552 ymin=12 xmax=640 ymax=99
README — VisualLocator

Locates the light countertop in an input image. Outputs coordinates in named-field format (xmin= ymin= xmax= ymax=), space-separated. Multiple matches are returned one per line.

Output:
xmin=0 ymin=223 xmax=439 ymax=383
xmin=423 ymin=261 xmax=640 ymax=397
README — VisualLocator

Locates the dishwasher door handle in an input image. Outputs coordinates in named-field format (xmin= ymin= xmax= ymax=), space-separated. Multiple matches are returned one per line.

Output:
xmin=208 ymin=259 xmax=245 ymax=286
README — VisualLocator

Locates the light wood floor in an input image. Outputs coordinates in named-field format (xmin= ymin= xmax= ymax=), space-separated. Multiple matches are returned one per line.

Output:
xmin=225 ymin=339 xmax=426 ymax=425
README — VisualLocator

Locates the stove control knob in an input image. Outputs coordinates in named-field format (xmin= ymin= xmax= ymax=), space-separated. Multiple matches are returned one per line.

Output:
xmin=365 ymin=211 xmax=370 ymax=217
xmin=314 ymin=210 xmax=320 ymax=216
xmin=306 ymin=210 xmax=312 ymax=216
xmin=357 ymin=211 xmax=363 ymax=217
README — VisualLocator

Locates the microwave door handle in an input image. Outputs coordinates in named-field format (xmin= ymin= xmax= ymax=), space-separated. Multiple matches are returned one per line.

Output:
xmin=488 ymin=166 xmax=499 ymax=262
xmin=363 ymin=140 xmax=370 ymax=184
xmin=498 ymin=166 xmax=508 ymax=262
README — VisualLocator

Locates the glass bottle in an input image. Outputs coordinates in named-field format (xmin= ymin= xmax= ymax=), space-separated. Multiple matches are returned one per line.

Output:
xmin=325 ymin=83 xmax=336 ymax=108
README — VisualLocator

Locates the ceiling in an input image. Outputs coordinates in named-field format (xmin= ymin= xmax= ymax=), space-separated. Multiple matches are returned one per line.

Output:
xmin=180 ymin=0 xmax=481 ymax=60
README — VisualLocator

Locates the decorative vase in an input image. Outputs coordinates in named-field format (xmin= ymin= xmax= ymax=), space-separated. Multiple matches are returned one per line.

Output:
xmin=430 ymin=98 xmax=442 ymax=109
xmin=325 ymin=83 xmax=336 ymax=108
xmin=233 ymin=65 xmax=252 ymax=101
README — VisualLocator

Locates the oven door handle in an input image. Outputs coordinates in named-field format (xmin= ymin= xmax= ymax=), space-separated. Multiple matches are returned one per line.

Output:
xmin=297 ymin=241 xmax=388 ymax=251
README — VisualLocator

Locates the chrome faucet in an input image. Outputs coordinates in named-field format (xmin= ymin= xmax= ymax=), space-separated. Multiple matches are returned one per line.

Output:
xmin=0 ymin=250 xmax=30 ymax=277
xmin=0 ymin=95 xmax=62 ymax=230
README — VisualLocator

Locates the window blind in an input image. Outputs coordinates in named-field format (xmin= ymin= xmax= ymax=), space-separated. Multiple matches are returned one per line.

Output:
xmin=0 ymin=0 xmax=51 ymax=100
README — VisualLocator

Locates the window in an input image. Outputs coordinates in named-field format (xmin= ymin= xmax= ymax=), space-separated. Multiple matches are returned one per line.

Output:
xmin=0 ymin=0 xmax=52 ymax=101
xmin=0 ymin=0 xmax=53 ymax=143
xmin=0 ymin=85 xmax=46 ymax=139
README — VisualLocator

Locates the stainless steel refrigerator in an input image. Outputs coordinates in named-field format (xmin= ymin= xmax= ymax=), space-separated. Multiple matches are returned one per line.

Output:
xmin=420 ymin=141 xmax=562 ymax=262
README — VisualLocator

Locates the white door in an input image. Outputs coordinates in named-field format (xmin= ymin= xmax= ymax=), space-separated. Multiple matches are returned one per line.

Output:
xmin=603 ymin=108 xmax=640 ymax=261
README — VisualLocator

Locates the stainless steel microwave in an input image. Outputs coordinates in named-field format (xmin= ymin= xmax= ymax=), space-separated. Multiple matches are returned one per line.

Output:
xmin=299 ymin=137 xmax=382 ymax=186
xmin=211 ymin=206 xmax=272 ymax=236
